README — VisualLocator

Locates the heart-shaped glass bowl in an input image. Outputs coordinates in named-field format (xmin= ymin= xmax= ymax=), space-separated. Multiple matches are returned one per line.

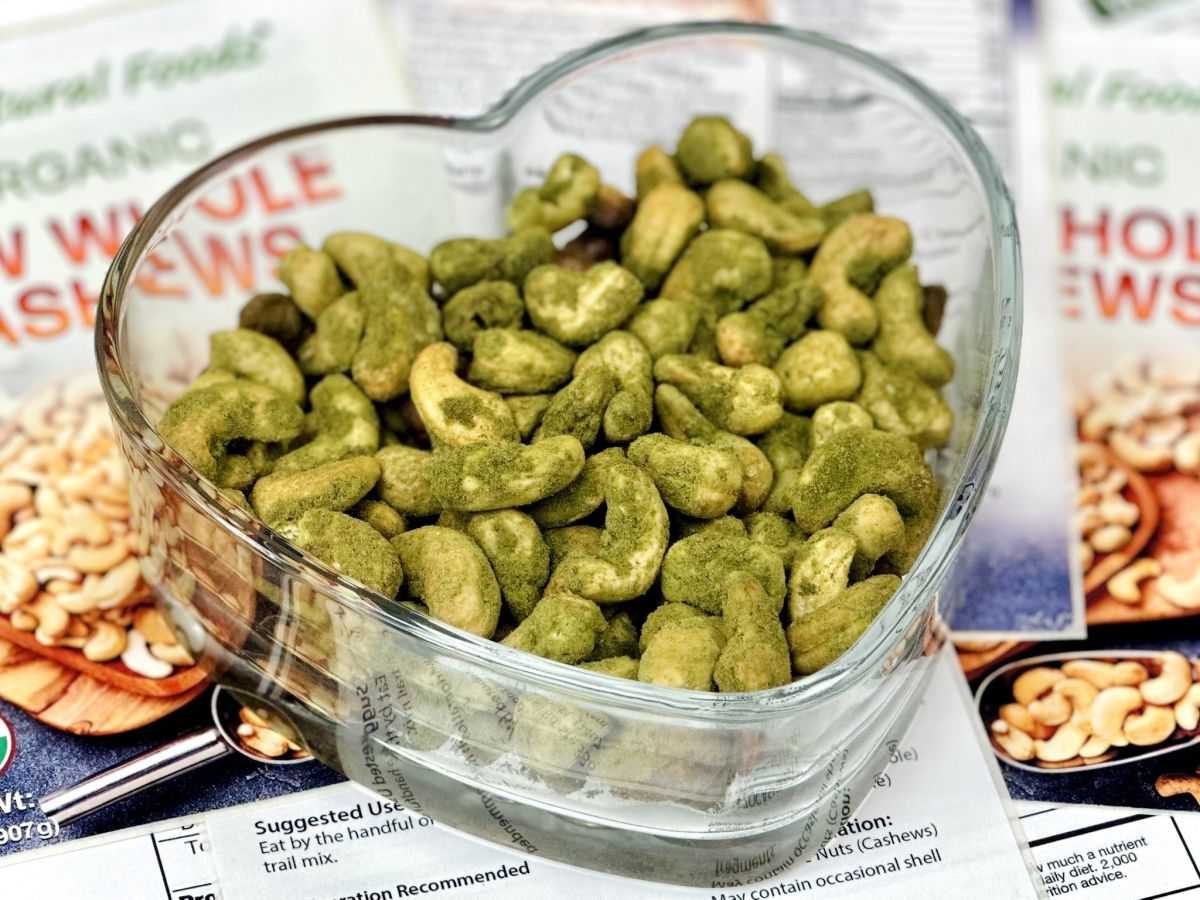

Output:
xmin=96 ymin=22 xmax=1020 ymax=886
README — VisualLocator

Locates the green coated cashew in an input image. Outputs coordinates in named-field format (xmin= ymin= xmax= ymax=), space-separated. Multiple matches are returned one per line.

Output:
xmin=676 ymin=515 xmax=746 ymax=541
xmin=638 ymin=617 xmax=726 ymax=691
xmin=639 ymin=602 xmax=707 ymax=654
xmin=523 ymin=261 xmax=644 ymax=347
xmin=501 ymin=589 xmax=607 ymax=663
xmin=430 ymin=228 xmax=556 ymax=296
xmin=392 ymin=526 xmax=500 ymax=637
xmin=532 ymin=366 xmax=619 ymax=448
xmin=504 ymin=394 xmax=552 ymax=440
xmin=754 ymin=153 xmax=814 ymax=215
xmin=654 ymin=384 xmax=773 ymax=513
xmin=772 ymin=330 xmax=862 ymax=412
xmin=159 ymin=380 xmax=303 ymax=480
xmin=409 ymin=342 xmax=519 ymax=446
xmin=511 ymin=694 xmax=611 ymax=791
xmin=239 ymin=293 xmax=306 ymax=351
xmin=871 ymin=264 xmax=954 ymax=387
xmin=209 ymin=329 xmax=305 ymax=404
xmin=529 ymin=447 xmax=624 ymax=528
xmin=430 ymin=436 xmax=586 ymax=511
xmin=466 ymin=509 xmax=549 ymax=621
xmin=297 ymin=291 xmax=364 ymax=375
xmin=591 ymin=610 xmax=639 ymax=660
xmin=628 ymin=433 xmax=741 ymax=519
xmin=322 ymin=231 xmax=430 ymax=291
xmin=624 ymin=298 xmax=699 ymax=361
xmin=296 ymin=267 xmax=441 ymax=402
xmin=635 ymin=145 xmax=683 ymax=199
xmin=507 ymin=153 xmax=600 ymax=233
xmin=832 ymin=493 xmax=905 ymax=580
xmin=441 ymin=281 xmax=525 ymax=351
xmin=705 ymin=180 xmax=826 ymax=255
xmin=291 ymin=509 xmax=403 ymax=596
xmin=660 ymin=529 xmax=786 ymax=615
xmin=653 ymin=354 xmax=783 ymax=435
xmin=811 ymin=401 xmax=873 ymax=448
xmin=855 ymin=351 xmax=953 ymax=450
xmin=467 ymin=329 xmax=577 ymax=394
xmin=544 ymin=525 xmax=603 ymax=569
xmin=375 ymin=445 xmax=441 ymax=516
xmin=810 ymin=214 xmax=913 ymax=345
xmin=251 ymin=456 xmax=380 ymax=527
xmin=659 ymin=229 xmax=772 ymax=317
xmin=757 ymin=412 xmax=812 ymax=514
xmin=714 ymin=574 xmax=790 ymax=692
xmin=818 ymin=190 xmax=875 ymax=229
xmin=675 ymin=115 xmax=753 ymax=184
xmin=351 ymin=276 xmax=440 ymax=402
xmin=579 ymin=656 xmax=638 ymax=679
xmin=790 ymin=427 xmax=940 ymax=572
xmin=273 ymin=374 xmax=379 ymax=474
xmin=278 ymin=244 xmax=344 ymax=319
xmin=214 ymin=454 xmax=256 ymax=491
xmin=745 ymin=511 xmax=802 ymax=570
xmin=350 ymin=498 xmax=406 ymax=539
xmin=619 ymin=184 xmax=705 ymax=290
xmin=714 ymin=259 xmax=819 ymax=367
xmin=786 ymin=528 xmax=856 ymax=621
xmin=787 ymin=574 xmax=900 ymax=675
xmin=573 ymin=331 xmax=653 ymax=443
xmin=551 ymin=457 xmax=670 ymax=603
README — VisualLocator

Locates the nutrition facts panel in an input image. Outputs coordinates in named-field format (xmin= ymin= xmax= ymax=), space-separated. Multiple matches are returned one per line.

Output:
xmin=1022 ymin=804 xmax=1200 ymax=899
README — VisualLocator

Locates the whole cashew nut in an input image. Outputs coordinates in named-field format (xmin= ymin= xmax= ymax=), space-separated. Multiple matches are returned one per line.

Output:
xmin=392 ymin=526 xmax=500 ymax=638
xmin=1107 ymin=558 xmax=1163 ymax=604
xmin=1140 ymin=652 xmax=1192 ymax=705
xmin=619 ymin=184 xmax=706 ymax=291
xmin=409 ymin=342 xmax=519 ymax=446
xmin=1108 ymin=429 xmax=1173 ymax=472
xmin=1113 ymin=661 xmax=1150 ymax=686
xmin=809 ymin=213 xmax=913 ymax=345
xmin=1124 ymin=705 xmax=1177 ymax=746
xmin=430 ymin=437 xmax=586 ymax=512
xmin=993 ymin=723 xmax=1035 ymax=762
xmin=551 ymin=457 xmax=670 ymax=603
xmin=1034 ymin=722 xmax=1090 ymax=763
xmin=1156 ymin=568 xmax=1200 ymax=610
xmin=705 ymin=182 xmax=825 ymax=256
xmin=1174 ymin=432 xmax=1200 ymax=473
xmin=1061 ymin=659 xmax=1116 ymax=689
xmin=1090 ymin=685 xmax=1144 ymax=745
xmin=523 ymin=261 xmax=645 ymax=347
xmin=654 ymin=354 xmax=783 ymax=436
xmin=1013 ymin=667 xmax=1066 ymax=706
xmin=1175 ymin=683 xmax=1200 ymax=731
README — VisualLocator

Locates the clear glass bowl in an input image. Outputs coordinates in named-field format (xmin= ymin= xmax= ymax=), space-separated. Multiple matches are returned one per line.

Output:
xmin=96 ymin=22 xmax=1020 ymax=887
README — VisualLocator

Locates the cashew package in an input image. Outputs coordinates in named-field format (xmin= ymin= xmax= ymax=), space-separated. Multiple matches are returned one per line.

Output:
xmin=158 ymin=116 xmax=954 ymax=692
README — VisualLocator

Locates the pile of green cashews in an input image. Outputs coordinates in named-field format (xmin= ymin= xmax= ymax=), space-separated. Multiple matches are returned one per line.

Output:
xmin=159 ymin=115 xmax=955 ymax=692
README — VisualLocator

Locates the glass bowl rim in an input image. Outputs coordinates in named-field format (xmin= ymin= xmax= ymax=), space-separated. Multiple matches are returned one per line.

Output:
xmin=95 ymin=20 xmax=1022 ymax=716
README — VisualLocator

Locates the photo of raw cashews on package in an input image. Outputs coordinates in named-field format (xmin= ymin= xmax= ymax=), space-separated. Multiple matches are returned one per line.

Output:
xmin=969 ymin=630 xmax=1200 ymax=815
xmin=1071 ymin=358 xmax=1200 ymax=627
xmin=154 ymin=114 xmax=957 ymax=692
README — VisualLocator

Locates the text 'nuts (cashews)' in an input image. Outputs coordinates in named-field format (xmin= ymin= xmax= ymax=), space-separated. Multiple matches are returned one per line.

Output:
xmin=156 ymin=114 xmax=956 ymax=690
